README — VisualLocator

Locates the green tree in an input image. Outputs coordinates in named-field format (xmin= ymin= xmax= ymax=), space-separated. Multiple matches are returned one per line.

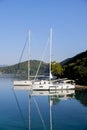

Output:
xmin=51 ymin=61 xmax=63 ymax=78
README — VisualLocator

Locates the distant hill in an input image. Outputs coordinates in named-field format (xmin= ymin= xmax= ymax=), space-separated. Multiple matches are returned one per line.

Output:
xmin=0 ymin=60 xmax=49 ymax=79
xmin=62 ymin=50 xmax=87 ymax=85
xmin=0 ymin=65 xmax=8 ymax=67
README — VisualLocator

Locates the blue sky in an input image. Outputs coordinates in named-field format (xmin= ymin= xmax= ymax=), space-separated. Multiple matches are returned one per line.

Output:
xmin=0 ymin=0 xmax=87 ymax=65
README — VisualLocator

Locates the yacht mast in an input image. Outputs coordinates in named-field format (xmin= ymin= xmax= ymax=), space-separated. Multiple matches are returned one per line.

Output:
xmin=28 ymin=30 xmax=30 ymax=80
xmin=49 ymin=28 xmax=52 ymax=80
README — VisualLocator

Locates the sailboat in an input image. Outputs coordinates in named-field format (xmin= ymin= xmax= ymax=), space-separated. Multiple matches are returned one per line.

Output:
xmin=13 ymin=31 xmax=33 ymax=86
xmin=31 ymin=28 xmax=75 ymax=90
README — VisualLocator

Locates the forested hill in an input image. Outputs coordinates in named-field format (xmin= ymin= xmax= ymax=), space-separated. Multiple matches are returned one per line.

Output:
xmin=61 ymin=50 xmax=87 ymax=66
xmin=0 ymin=60 xmax=49 ymax=78
xmin=62 ymin=50 xmax=87 ymax=85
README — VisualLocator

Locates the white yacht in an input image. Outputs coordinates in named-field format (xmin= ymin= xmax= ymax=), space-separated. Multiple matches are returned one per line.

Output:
xmin=32 ymin=80 xmax=75 ymax=90
xmin=31 ymin=28 xmax=75 ymax=90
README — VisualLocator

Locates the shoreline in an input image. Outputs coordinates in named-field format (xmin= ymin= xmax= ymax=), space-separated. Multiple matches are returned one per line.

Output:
xmin=75 ymin=85 xmax=87 ymax=91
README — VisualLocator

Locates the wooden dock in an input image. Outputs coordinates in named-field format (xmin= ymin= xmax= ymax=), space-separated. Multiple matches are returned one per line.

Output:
xmin=75 ymin=85 xmax=87 ymax=91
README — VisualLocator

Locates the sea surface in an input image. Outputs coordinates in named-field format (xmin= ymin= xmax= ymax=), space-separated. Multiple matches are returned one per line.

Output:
xmin=0 ymin=77 xmax=87 ymax=130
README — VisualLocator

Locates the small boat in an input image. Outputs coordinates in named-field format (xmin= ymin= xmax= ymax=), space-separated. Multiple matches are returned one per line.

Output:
xmin=13 ymin=30 xmax=33 ymax=86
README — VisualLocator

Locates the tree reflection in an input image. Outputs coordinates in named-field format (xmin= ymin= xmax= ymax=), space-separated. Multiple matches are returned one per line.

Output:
xmin=48 ymin=93 xmax=75 ymax=105
xmin=75 ymin=90 xmax=87 ymax=107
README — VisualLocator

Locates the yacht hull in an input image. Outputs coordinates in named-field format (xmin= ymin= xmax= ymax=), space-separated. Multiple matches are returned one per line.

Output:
xmin=13 ymin=80 xmax=32 ymax=86
xmin=32 ymin=83 xmax=75 ymax=91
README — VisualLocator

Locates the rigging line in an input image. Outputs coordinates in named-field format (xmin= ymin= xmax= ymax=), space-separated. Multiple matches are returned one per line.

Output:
xmin=12 ymin=88 xmax=27 ymax=129
xmin=33 ymin=96 xmax=47 ymax=130
xmin=16 ymin=36 xmax=28 ymax=76
xmin=19 ymin=36 xmax=28 ymax=63
xmin=34 ymin=37 xmax=50 ymax=81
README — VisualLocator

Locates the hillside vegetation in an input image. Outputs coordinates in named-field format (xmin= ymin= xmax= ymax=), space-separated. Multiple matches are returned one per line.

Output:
xmin=62 ymin=50 xmax=87 ymax=85
xmin=0 ymin=60 xmax=49 ymax=79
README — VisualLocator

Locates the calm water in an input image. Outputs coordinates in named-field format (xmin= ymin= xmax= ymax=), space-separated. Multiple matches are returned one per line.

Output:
xmin=0 ymin=78 xmax=87 ymax=130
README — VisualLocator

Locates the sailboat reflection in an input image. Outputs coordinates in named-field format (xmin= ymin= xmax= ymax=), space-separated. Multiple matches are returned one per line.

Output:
xmin=13 ymin=86 xmax=75 ymax=130
xmin=31 ymin=90 xmax=75 ymax=130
